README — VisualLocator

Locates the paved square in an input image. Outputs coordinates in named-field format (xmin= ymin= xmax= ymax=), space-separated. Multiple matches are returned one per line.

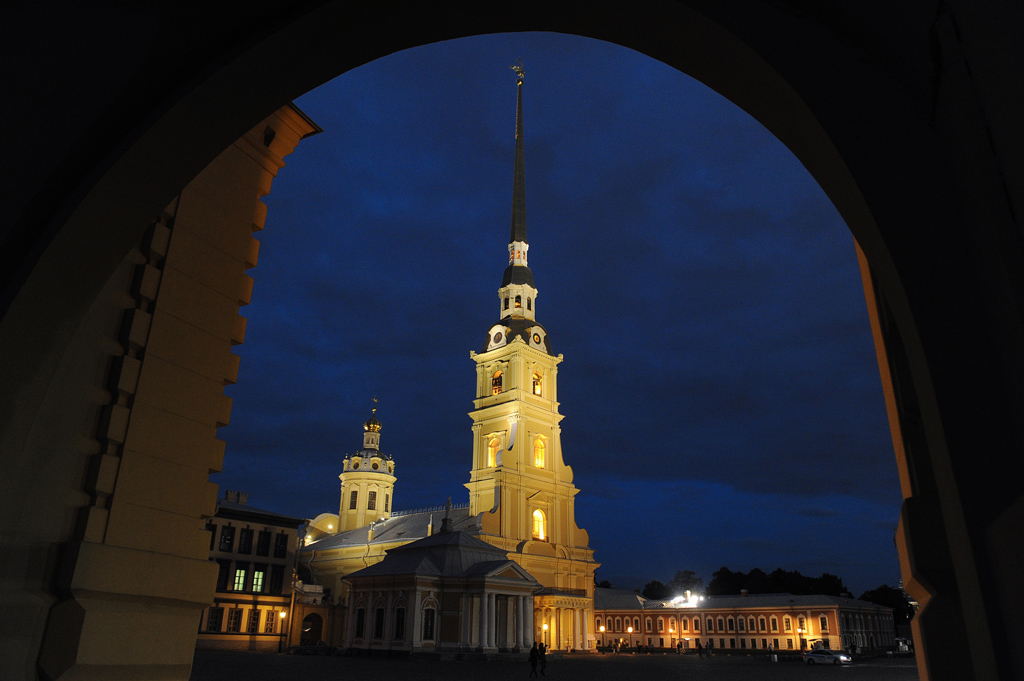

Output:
xmin=191 ymin=651 xmax=920 ymax=681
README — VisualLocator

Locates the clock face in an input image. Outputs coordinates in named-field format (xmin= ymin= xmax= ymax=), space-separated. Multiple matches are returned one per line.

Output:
xmin=372 ymin=462 xmax=379 ymax=470
xmin=493 ymin=332 xmax=503 ymax=343
xmin=533 ymin=333 xmax=542 ymax=344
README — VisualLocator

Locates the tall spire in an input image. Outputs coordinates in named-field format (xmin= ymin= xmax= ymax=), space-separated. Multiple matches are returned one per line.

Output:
xmin=510 ymin=60 xmax=527 ymax=245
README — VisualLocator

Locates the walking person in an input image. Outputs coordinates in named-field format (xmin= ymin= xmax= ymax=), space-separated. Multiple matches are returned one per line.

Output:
xmin=529 ymin=642 xmax=540 ymax=677
xmin=696 ymin=640 xmax=703 ymax=658
xmin=539 ymin=642 xmax=547 ymax=676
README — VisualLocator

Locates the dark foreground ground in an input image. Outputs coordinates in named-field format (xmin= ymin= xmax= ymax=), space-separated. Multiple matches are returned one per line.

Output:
xmin=191 ymin=650 xmax=920 ymax=681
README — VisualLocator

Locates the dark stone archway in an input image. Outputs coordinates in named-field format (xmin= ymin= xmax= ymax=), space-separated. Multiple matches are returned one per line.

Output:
xmin=2 ymin=3 xmax=1021 ymax=680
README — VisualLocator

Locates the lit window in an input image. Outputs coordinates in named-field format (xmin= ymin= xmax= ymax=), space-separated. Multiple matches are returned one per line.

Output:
xmin=368 ymin=491 xmax=377 ymax=511
xmin=349 ymin=490 xmax=358 ymax=510
xmin=532 ymin=372 xmax=542 ymax=396
xmin=515 ymin=295 xmax=522 ymax=308
xmin=784 ymin=617 xmax=792 ymax=632
xmin=491 ymin=370 xmax=503 ymax=395
xmin=233 ymin=569 xmax=247 ymax=591
xmin=532 ymin=509 xmax=546 ymax=541
xmin=533 ymin=438 xmax=545 ymax=467
xmin=252 ymin=570 xmax=264 ymax=593
xmin=488 ymin=437 xmax=500 ymax=467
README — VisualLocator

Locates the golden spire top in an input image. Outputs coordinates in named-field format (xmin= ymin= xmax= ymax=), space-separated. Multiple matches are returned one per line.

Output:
xmin=363 ymin=397 xmax=382 ymax=432
xmin=511 ymin=59 xmax=525 ymax=83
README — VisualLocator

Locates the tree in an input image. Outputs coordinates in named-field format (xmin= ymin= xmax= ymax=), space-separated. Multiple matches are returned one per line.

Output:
xmin=669 ymin=570 xmax=705 ymax=594
xmin=859 ymin=585 xmax=915 ymax=624
xmin=642 ymin=580 xmax=672 ymax=600
xmin=596 ymin=579 xmax=612 ymax=589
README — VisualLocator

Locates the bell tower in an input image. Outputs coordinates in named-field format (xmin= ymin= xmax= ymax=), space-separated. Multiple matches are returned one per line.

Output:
xmin=337 ymin=401 xmax=396 ymax=532
xmin=467 ymin=64 xmax=598 ymax=595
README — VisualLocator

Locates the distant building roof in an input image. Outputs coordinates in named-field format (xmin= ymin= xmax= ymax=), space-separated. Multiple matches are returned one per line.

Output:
xmin=216 ymin=498 xmax=305 ymax=527
xmin=594 ymin=587 xmax=647 ymax=610
xmin=595 ymin=588 xmax=892 ymax=613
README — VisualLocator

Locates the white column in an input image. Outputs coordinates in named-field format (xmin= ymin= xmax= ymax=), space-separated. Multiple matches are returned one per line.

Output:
xmin=581 ymin=608 xmax=589 ymax=650
xmin=479 ymin=592 xmax=489 ymax=650
xmin=486 ymin=593 xmax=496 ymax=648
xmin=527 ymin=597 xmax=535 ymax=646
xmin=515 ymin=595 xmax=525 ymax=649
xmin=574 ymin=608 xmax=582 ymax=650
xmin=411 ymin=592 xmax=423 ymax=649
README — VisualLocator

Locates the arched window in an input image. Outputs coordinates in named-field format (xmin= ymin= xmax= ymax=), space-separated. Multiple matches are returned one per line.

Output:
xmin=718 ymin=617 xmax=726 ymax=632
xmin=771 ymin=616 xmax=778 ymax=632
xmin=633 ymin=617 xmax=640 ymax=631
xmin=532 ymin=372 xmax=542 ymax=396
xmin=736 ymin=616 xmax=744 ymax=631
xmin=504 ymin=297 xmax=509 ymax=310
xmin=645 ymin=617 xmax=652 ymax=632
xmin=349 ymin=490 xmax=358 ymax=510
xmin=706 ymin=618 xmax=714 ymax=632
xmin=527 ymin=297 xmax=532 ymax=311
xmin=514 ymin=294 xmax=522 ymax=308
xmin=669 ymin=617 xmax=676 ymax=633
xmin=749 ymin=617 xmax=756 ymax=632
xmin=487 ymin=437 xmax=500 ymax=467
xmin=819 ymin=615 xmax=828 ymax=631
xmin=595 ymin=617 xmax=602 ymax=630
xmin=657 ymin=617 xmax=664 ymax=632
xmin=491 ymin=370 xmax=502 ymax=395
xmin=693 ymin=617 xmax=700 ymax=632
xmin=422 ymin=608 xmax=435 ymax=640
xmin=615 ymin=617 xmax=622 ymax=632
xmin=367 ymin=491 xmax=376 ymax=511
xmin=532 ymin=509 xmax=546 ymax=541
xmin=784 ymin=616 xmax=792 ymax=632
xmin=533 ymin=437 xmax=545 ymax=468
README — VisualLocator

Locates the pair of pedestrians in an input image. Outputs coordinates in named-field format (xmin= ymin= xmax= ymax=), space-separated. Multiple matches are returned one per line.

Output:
xmin=529 ymin=641 xmax=547 ymax=676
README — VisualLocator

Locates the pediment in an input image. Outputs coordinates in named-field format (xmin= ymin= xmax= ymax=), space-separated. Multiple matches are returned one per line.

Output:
xmin=527 ymin=490 xmax=551 ymax=504
xmin=487 ymin=561 xmax=538 ymax=583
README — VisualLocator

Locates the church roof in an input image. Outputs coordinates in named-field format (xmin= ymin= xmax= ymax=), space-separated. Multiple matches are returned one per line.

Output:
xmin=345 ymin=528 xmax=539 ymax=583
xmin=216 ymin=499 xmax=305 ymax=527
xmin=301 ymin=505 xmax=476 ymax=551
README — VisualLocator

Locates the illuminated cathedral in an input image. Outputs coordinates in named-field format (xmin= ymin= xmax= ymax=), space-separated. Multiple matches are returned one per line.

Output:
xmin=299 ymin=66 xmax=599 ymax=653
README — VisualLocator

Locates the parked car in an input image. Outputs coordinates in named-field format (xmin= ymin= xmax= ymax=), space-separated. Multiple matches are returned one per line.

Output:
xmin=802 ymin=649 xmax=853 ymax=665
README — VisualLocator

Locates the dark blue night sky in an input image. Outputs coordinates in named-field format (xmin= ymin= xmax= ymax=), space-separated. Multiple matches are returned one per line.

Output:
xmin=217 ymin=33 xmax=902 ymax=595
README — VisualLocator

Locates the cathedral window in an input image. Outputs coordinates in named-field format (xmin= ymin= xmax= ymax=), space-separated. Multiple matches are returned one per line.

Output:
xmin=491 ymin=370 xmax=503 ymax=395
xmin=532 ymin=509 xmax=546 ymax=541
xmin=422 ymin=609 xmax=435 ymax=640
xmin=368 ymin=491 xmax=377 ymax=511
xmin=394 ymin=607 xmax=405 ymax=640
xmin=384 ymin=494 xmax=390 ymax=513
xmin=349 ymin=490 xmax=358 ymax=510
xmin=532 ymin=372 xmax=542 ymax=396
xmin=515 ymin=295 xmax=522 ymax=308
xmin=533 ymin=437 xmax=545 ymax=468
xmin=487 ymin=437 xmax=500 ymax=467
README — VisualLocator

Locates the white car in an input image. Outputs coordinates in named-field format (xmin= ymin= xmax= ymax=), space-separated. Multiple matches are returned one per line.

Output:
xmin=802 ymin=649 xmax=853 ymax=665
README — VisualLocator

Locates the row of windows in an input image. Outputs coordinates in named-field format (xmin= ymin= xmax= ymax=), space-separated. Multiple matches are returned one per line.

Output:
xmin=209 ymin=524 xmax=289 ymax=558
xmin=214 ymin=560 xmax=286 ymax=594
xmin=596 ymin=614 xmax=826 ymax=635
xmin=348 ymin=490 xmax=390 ymax=512
xmin=485 ymin=435 xmax=546 ymax=468
xmin=602 ymin=636 xmax=801 ymax=651
xmin=503 ymin=295 xmax=532 ymax=312
xmin=490 ymin=371 xmax=544 ymax=396
xmin=205 ymin=606 xmax=281 ymax=634
xmin=353 ymin=606 xmax=434 ymax=641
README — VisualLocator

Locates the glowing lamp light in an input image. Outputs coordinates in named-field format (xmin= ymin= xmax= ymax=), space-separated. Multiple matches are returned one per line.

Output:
xmin=599 ymin=626 xmax=605 ymax=632
xmin=542 ymin=624 xmax=549 ymax=631
xmin=279 ymin=611 xmax=287 ymax=619
xmin=627 ymin=626 xmax=633 ymax=633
